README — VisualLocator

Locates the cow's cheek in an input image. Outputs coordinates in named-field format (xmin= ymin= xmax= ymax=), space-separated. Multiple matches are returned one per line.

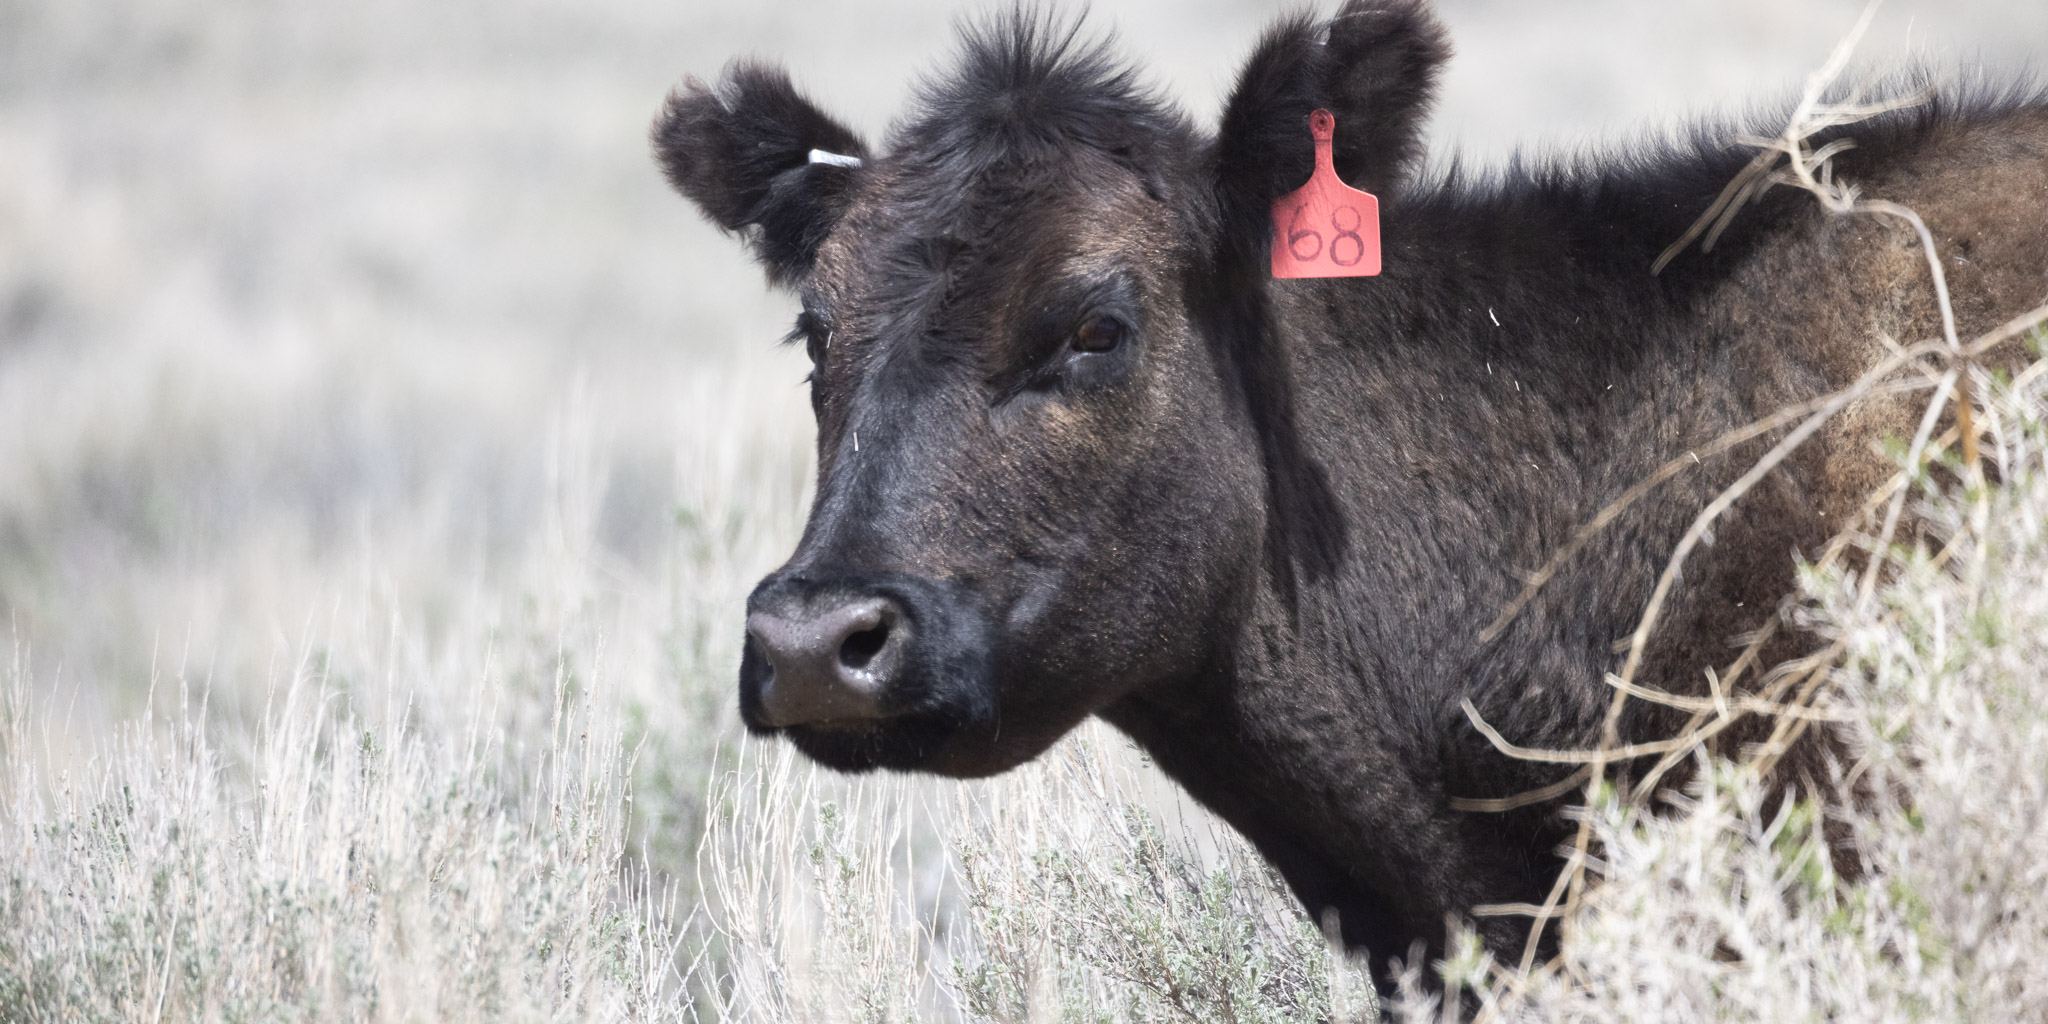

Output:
xmin=1118 ymin=357 xmax=1260 ymax=661
xmin=969 ymin=419 xmax=1127 ymax=671
xmin=1026 ymin=396 xmax=1190 ymax=682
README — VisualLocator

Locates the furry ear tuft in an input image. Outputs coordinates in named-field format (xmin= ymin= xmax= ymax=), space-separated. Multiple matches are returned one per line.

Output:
xmin=650 ymin=62 xmax=868 ymax=285
xmin=1212 ymin=0 xmax=1450 ymax=277
xmin=1320 ymin=0 xmax=1452 ymax=195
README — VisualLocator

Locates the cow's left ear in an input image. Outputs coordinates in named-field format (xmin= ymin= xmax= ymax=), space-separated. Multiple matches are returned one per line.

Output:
xmin=1211 ymin=0 xmax=1450 ymax=275
xmin=651 ymin=61 xmax=868 ymax=286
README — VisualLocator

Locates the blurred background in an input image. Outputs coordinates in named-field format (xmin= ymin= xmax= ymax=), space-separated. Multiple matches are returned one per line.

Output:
xmin=1 ymin=0 xmax=2042 ymax=789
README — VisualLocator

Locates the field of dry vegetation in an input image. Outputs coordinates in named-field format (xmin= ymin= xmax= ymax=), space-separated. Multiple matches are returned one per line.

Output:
xmin=2 ymin=1 xmax=2043 ymax=1021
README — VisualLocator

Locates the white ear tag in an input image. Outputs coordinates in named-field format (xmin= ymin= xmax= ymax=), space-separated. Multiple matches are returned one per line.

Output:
xmin=807 ymin=149 xmax=863 ymax=168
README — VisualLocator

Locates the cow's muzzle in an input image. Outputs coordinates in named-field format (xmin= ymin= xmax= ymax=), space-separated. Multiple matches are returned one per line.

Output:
xmin=737 ymin=571 xmax=996 ymax=769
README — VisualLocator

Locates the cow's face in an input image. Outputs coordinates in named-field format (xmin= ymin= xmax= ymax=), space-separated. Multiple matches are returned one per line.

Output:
xmin=748 ymin=149 xmax=1263 ymax=776
xmin=654 ymin=10 xmax=1444 ymax=775
xmin=652 ymin=45 xmax=1268 ymax=776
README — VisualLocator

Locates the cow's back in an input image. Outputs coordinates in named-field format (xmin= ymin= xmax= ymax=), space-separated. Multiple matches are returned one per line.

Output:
xmin=1630 ymin=99 xmax=2048 ymax=769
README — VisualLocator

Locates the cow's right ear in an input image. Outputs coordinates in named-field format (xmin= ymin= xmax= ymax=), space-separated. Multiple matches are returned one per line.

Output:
xmin=651 ymin=62 xmax=868 ymax=286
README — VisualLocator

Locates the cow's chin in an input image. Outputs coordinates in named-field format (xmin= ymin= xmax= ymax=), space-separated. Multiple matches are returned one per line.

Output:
xmin=772 ymin=712 xmax=1068 ymax=778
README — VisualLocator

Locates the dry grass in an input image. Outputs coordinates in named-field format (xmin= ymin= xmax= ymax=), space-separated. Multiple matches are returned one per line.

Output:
xmin=0 ymin=643 xmax=690 ymax=1022
xmin=0 ymin=359 xmax=812 ymax=1020
xmin=696 ymin=726 xmax=1351 ymax=1024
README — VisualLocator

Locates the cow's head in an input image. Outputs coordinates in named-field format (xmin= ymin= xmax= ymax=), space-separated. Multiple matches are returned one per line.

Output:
xmin=653 ymin=2 xmax=1448 ymax=776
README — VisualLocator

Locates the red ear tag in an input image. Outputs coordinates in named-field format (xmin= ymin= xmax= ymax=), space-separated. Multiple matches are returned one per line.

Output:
xmin=1270 ymin=109 xmax=1381 ymax=279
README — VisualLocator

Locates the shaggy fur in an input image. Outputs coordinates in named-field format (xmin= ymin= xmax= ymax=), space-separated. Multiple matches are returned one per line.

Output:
xmin=652 ymin=0 xmax=2048 ymax=999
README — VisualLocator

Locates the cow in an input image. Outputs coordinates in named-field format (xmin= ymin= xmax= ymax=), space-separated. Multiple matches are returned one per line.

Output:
xmin=651 ymin=0 xmax=2048 ymax=998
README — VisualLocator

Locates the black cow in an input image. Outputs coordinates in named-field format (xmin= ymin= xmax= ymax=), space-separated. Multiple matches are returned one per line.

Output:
xmin=652 ymin=0 xmax=2048 ymax=996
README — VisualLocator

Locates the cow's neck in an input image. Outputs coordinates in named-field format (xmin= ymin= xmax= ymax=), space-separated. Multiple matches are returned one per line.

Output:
xmin=1225 ymin=245 xmax=1689 ymax=722
xmin=1106 ymin=235 xmax=1713 ymax=974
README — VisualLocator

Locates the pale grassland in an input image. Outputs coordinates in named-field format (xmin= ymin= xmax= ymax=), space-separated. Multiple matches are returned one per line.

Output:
xmin=0 ymin=358 xmax=814 ymax=1020
xmin=0 ymin=642 xmax=683 ymax=1021
xmin=700 ymin=724 xmax=1349 ymax=1023
xmin=5 ymin=0 xmax=2047 ymax=1020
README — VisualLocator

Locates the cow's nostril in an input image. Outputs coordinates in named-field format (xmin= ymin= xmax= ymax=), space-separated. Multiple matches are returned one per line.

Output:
xmin=839 ymin=622 xmax=890 ymax=670
xmin=745 ymin=594 xmax=906 ymax=728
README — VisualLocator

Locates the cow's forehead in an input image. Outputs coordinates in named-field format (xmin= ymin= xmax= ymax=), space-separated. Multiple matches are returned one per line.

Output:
xmin=811 ymin=146 xmax=1166 ymax=328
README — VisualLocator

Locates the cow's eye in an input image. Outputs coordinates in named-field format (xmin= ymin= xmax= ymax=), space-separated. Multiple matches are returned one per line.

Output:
xmin=1072 ymin=315 xmax=1126 ymax=354
xmin=789 ymin=311 xmax=831 ymax=367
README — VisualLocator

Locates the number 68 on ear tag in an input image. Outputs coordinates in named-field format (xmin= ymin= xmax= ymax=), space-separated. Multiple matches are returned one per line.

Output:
xmin=1271 ymin=109 xmax=1381 ymax=279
